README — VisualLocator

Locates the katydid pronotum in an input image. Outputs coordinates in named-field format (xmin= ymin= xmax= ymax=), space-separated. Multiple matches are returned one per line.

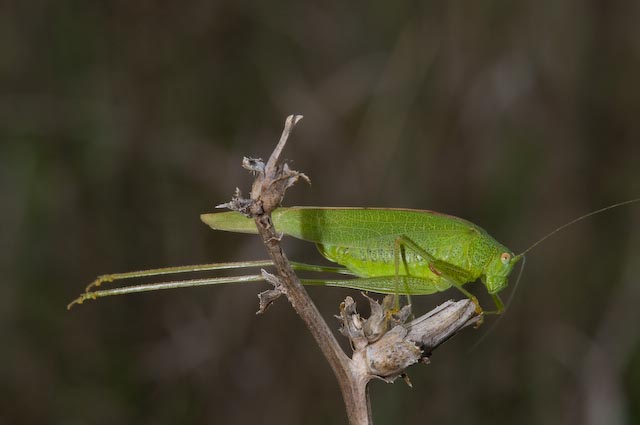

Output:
xmin=68 ymin=200 xmax=640 ymax=316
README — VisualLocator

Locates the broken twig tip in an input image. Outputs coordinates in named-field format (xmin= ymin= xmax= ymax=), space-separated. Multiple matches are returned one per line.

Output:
xmin=242 ymin=157 xmax=265 ymax=174
xmin=256 ymin=269 xmax=286 ymax=314
xmin=287 ymin=114 xmax=304 ymax=126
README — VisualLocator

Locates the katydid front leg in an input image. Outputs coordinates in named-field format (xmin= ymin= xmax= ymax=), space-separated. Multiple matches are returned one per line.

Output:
xmin=485 ymin=293 xmax=505 ymax=315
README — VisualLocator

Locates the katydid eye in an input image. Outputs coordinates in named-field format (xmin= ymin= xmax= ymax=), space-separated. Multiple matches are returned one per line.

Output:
xmin=500 ymin=252 xmax=511 ymax=264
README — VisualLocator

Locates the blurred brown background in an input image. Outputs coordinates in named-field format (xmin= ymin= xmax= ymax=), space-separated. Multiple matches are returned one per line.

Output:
xmin=2 ymin=1 xmax=640 ymax=424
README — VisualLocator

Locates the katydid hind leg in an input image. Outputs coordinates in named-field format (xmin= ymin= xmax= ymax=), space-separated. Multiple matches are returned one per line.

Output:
xmin=68 ymin=274 xmax=266 ymax=309
xmin=71 ymin=260 xmax=352 ymax=309
xmin=71 ymin=273 xmax=448 ymax=310
xmin=84 ymin=260 xmax=352 ymax=292
xmin=302 ymin=275 xmax=445 ymax=295
xmin=84 ymin=260 xmax=277 ymax=292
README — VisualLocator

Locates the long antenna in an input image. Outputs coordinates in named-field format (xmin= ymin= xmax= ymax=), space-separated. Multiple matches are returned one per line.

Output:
xmin=519 ymin=198 xmax=640 ymax=256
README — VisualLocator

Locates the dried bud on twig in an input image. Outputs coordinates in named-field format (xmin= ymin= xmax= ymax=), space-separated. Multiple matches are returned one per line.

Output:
xmin=341 ymin=295 xmax=480 ymax=383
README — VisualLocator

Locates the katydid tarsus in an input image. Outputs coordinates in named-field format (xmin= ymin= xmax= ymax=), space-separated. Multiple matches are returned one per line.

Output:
xmin=68 ymin=199 xmax=640 ymax=316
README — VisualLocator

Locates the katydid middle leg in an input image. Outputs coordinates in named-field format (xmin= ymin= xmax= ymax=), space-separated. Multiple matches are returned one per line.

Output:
xmin=393 ymin=237 xmax=415 ymax=310
xmin=392 ymin=235 xmax=485 ymax=315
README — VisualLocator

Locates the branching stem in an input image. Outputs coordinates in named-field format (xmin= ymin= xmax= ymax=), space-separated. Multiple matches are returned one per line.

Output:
xmin=232 ymin=115 xmax=480 ymax=425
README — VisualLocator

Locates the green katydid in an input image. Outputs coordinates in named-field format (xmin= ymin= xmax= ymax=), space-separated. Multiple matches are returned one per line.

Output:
xmin=68 ymin=199 xmax=640 ymax=314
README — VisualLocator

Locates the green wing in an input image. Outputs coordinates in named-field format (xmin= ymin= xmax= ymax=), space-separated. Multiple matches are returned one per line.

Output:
xmin=201 ymin=210 xmax=261 ymax=235
xmin=201 ymin=207 xmax=485 ymax=250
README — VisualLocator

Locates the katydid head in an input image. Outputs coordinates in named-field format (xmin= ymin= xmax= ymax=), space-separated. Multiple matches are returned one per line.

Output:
xmin=483 ymin=251 xmax=523 ymax=294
